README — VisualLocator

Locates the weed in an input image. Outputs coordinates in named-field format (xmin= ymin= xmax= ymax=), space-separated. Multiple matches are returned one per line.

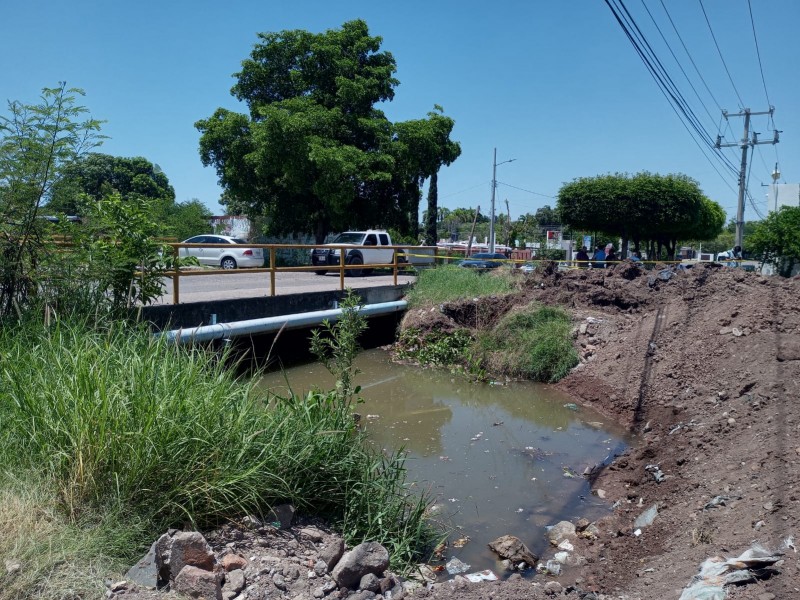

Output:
xmin=405 ymin=265 xmax=515 ymax=307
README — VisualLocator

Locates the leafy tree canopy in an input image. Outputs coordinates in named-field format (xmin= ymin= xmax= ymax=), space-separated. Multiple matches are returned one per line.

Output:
xmin=748 ymin=206 xmax=800 ymax=277
xmin=49 ymin=153 xmax=175 ymax=214
xmin=197 ymin=20 xmax=459 ymax=243
xmin=557 ymin=172 xmax=724 ymax=257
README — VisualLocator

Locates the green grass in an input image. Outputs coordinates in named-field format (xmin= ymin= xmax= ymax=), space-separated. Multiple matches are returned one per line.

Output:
xmin=0 ymin=320 xmax=435 ymax=598
xmin=480 ymin=304 xmax=579 ymax=382
xmin=405 ymin=265 xmax=516 ymax=307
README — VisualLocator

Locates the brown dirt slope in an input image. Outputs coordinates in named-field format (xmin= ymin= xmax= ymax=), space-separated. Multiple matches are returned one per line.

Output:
xmin=408 ymin=262 xmax=800 ymax=600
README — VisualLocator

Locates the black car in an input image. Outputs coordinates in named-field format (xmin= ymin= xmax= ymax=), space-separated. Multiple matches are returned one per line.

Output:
xmin=458 ymin=252 xmax=507 ymax=270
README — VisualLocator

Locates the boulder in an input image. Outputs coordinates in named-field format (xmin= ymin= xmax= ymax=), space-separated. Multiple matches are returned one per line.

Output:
xmin=169 ymin=532 xmax=215 ymax=579
xmin=487 ymin=535 xmax=538 ymax=565
xmin=222 ymin=568 xmax=245 ymax=595
xmin=318 ymin=537 xmax=345 ymax=571
xmin=220 ymin=553 xmax=247 ymax=572
xmin=267 ymin=504 xmax=296 ymax=529
xmin=331 ymin=542 xmax=389 ymax=589
xmin=174 ymin=565 xmax=222 ymax=600
xmin=125 ymin=535 xmax=170 ymax=588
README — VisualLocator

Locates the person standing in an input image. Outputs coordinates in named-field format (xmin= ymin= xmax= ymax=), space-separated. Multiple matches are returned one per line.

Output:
xmin=576 ymin=246 xmax=590 ymax=268
xmin=592 ymin=245 xmax=606 ymax=269
xmin=605 ymin=243 xmax=617 ymax=264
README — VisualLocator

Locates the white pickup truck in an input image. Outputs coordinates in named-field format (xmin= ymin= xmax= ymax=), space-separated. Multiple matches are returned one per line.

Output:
xmin=310 ymin=230 xmax=407 ymax=276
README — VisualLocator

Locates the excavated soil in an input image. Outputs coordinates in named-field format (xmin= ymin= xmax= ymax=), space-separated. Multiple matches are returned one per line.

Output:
xmin=401 ymin=262 xmax=800 ymax=600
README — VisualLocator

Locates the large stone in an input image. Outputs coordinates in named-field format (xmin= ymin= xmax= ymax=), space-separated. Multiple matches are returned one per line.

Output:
xmin=267 ymin=504 xmax=296 ymax=529
xmin=487 ymin=535 xmax=538 ymax=565
xmin=174 ymin=565 xmax=222 ymax=600
xmin=221 ymin=554 xmax=247 ymax=572
xmin=318 ymin=537 xmax=345 ymax=571
xmin=125 ymin=537 xmax=170 ymax=589
xmin=331 ymin=542 xmax=390 ymax=589
xmin=169 ymin=532 xmax=215 ymax=579
xmin=222 ymin=569 xmax=245 ymax=595
xmin=547 ymin=521 xmax=577 ymax=546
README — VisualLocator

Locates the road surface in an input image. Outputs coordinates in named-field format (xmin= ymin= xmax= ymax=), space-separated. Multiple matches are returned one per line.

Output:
xmin=155 ymin=269 xmax=417 ymax=304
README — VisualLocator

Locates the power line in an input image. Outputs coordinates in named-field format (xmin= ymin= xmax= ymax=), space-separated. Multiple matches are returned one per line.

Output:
xmin=604 ymin=0 xmax=740 ymax=181
xmin=698 ymin=0 xmax=745 ymax=108
xmin=659 ymin=0 xmax=723 ymax=112
xmin=495 ymin=181 xmax=554 ymax=199
xmin=640 ymin=0 xmax=718 ymax=128
xmin=441 ymin=181 xmax=491 ymax=200
xmin=747 ymin=0 xmax=772 ymax=109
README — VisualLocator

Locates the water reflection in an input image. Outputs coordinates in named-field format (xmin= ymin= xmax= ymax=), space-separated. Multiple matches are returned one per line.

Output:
xmin=256 ymin=349 xmax=629 ymax=574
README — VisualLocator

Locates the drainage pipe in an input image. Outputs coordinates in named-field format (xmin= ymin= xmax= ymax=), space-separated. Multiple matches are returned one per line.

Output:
xmin=161 ymin=300 xmax=407 ymax=344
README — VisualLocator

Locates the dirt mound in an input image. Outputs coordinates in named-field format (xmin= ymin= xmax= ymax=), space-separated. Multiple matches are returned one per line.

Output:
xmin=404 ymin=264 xmax=800 ymax=599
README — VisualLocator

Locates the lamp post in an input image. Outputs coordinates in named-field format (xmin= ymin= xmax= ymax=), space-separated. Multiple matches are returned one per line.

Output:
xmin=489 ymin=148 xmax=515 ymax=253
xmin=771 ymin=163 xmax=781 ymax=212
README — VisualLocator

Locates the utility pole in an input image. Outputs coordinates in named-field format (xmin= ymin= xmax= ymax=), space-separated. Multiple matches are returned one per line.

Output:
xmin=716 ymin=107 xmax=779 ymax=249
xmin=489 ymin=148 xmax=515 ymax=253
xmin=466 ymin=205 xmax=480 ymax=257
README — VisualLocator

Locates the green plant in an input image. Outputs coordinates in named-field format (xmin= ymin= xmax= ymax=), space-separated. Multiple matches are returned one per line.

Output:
xmin=405 ymin=264 xmax=515 ymax=307
xmin=310 ymin=289 xmax=367 ymax=401
xmin=480 ymin=304 xmax=578 ymax=382
xmin=0 ymin=83 xmax=104 ymax=320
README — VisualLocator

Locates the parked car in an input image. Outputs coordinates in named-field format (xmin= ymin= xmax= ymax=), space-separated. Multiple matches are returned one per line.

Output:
xmin=458 ymin=252 xmax=507 ymax=270
xmin=179 ymin=235 xmax=264 ymax=269
xmin=518 ymin=262 xmax=536 ymax=274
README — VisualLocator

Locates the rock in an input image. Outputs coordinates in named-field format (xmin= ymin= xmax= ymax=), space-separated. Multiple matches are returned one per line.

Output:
xmin=359 ymin=573 xmax=381 ymax=592
xmin=272 ymin=572 xmax=287 ymax=590
xmin=331 ymin=542 xmax=389 ymax=589
xmin=313 ymin=559 xmax=328 ymax=577
xmin=547 ymin=521 xmax=577 ymax=546
xmin=169 ymin=532 xmax=215 ymax=579
xmin=222 ymin=569 xmax=245 ymax=594
xmin=777 ymin=339 xmax=800 ymax=361
xmin=575 ymin=518 xmax=590 ymax=532
xmin=299 ymin=527 xmax=324 ymax=543
xmin=596 ymin=489 xmax=607 ymax=499
xmin=125 ymin=539 xmax=169 ymax=588
xmin=544 ymin=580 xmax=563 ymax=595
xmin=267 ymin=504 xmax=296 ymax=529
xmin=221 ymin=554 xmax=247 ymax=572
xmin=487 ymin=535 xmax=538 ymax=565
xmin=173 ymin=565 xmax=222 ymax=600
xmin=241 ymin=515 xmax=262 ymax=529
xmin=318 ymin=538 xmax=345 ymax=571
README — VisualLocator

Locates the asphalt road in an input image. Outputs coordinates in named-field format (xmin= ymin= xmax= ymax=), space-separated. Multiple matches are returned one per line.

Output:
xmin=155 ymin=269 xmax=417 ymax=304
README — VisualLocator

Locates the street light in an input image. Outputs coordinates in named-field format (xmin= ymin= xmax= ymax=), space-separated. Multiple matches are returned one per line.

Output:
xmin=771 ymin=163 xmax=781 ymax=212
xmin=489 ymin=147 xmax=516 ymax=253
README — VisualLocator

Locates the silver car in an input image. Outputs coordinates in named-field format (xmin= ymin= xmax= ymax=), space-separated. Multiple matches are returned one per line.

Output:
xmin=179 ymin=235 xmax=264 ymax=269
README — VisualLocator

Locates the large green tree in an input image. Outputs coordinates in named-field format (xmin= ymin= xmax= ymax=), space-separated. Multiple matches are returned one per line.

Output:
xmin=748 ymin=206 xmax=800 ymax=276
xmin=196 ymin=20 xmax=459 ymax=243
xmin=557 ymin=172 xmax=724 ymax=258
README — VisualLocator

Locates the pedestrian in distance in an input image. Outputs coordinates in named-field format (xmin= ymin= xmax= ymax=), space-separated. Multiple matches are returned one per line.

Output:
xmin=605 ymin=243 xmax=617 ymax=264
xmin=592 ymin=245 xmax=606 ymax=269
xmin=576 ymin=246 xmax=590 ymax=268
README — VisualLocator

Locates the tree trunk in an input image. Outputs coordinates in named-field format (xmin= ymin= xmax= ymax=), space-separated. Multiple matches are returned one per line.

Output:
xmin=425 ymin=172 xmax=438 ymax=246
xmin=314 ymin=220 xmax=329 ymax=245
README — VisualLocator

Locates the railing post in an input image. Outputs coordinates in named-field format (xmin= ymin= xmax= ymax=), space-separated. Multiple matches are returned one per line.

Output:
xmin=269 ymin=245 xmax=276 ymax=297
xmin=339 ymin=246 xmax=345 ymax=290
xmin=172 ymin=244 xmax=180 ymax=305
xmin=393 ymin=249 xmax=398 ymax=286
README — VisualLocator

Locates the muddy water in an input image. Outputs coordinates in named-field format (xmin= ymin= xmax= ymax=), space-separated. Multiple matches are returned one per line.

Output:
xmin=256 ymin=349 xmax=629 ymax=574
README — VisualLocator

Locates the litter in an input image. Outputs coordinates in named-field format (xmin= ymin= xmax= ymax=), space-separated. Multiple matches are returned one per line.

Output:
xmin=563 ymin=403 xmax=579 ymax=411
xmin=633 ymin=504 xmax=658 ymax=528
xmin=464 ymin=570 xmax=497 ymax=583
xmin=445 ymin=557 xmax=470 ymax=575
xmin=703 ymin=495 xmax=742 ymax=510
xmin=679 ymin=543 xmax=783 ymax=600
xmin=645 ymin=464 xmax=666 ymax=483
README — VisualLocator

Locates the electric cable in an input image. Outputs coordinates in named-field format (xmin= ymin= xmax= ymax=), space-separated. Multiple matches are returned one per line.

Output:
xmin=747 ymin=0 xmax=772 ymax=109
xmin=495 ymin=181 xmax=555 ymax=199
xmin=698 ymin=0 xmax=745 ymax=108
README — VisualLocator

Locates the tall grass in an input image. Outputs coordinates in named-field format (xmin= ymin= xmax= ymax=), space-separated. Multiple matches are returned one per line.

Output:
xmin=480 ymin=304 xmax=579 ymax=382
xmin=0 ymin=319 xmax=434 ymax=598
xmin=405 ymin=265 xmax=515 ymax=307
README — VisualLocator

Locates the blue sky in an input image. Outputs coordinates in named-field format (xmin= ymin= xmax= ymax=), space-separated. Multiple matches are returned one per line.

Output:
xmin=3 ymin=0 xmax=797 ymax=224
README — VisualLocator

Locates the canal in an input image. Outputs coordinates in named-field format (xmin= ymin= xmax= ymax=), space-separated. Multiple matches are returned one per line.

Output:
xmin=257 ymin=348 xmax=629 ymax=575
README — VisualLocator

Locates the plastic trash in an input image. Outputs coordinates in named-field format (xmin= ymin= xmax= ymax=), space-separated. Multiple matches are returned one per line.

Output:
xmin=464 ymin=569 xmax=497 ymax=583
xmin=633 ymin=504 xmax=658 ymax=528
xmin=645 ymin=464 xmax=666 ymax=483
xmin=703 ymin=495 xmax=742 ymax=510
xmin=563 ymin=403 xmax=579 ymax=411
xmin=445 ymin=557 xmax=470 ymax=575
xmin=679 ymin=544 xmax=783 ymax=600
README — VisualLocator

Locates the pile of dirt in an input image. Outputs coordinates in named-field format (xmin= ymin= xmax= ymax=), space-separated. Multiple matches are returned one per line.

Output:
xmin=404 ymin=262 xmax=800 ymax=599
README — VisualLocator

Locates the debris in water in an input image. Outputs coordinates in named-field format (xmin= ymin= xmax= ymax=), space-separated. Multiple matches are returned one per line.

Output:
xmin=445 ymin=557 xmax=470 ymax=575
xmin=452 ymin=536 xmax=471 ymax=548
xmin=563 ymin=402 xmax=579 ymax=411
xmin=464 ymin=570 xmax=497 ymax=583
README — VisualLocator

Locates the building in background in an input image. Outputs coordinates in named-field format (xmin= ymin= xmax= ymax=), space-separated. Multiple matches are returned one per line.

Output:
xmin=209 ymin=215 xmax=251 ymax=239
xmin=765 ymin=183 xmax=800 ymax=213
